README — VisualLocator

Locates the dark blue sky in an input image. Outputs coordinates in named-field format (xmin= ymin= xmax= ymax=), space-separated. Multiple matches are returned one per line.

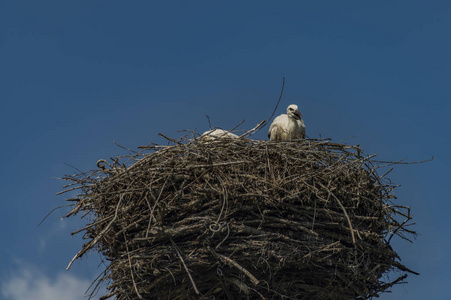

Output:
xmin=1 ymin=1 xmax=449 ymax=299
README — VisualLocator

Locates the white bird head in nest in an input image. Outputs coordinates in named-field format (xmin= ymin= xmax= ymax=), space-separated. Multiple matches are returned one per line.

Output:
xmin=287 ymin=104 xmax=303 ymax=120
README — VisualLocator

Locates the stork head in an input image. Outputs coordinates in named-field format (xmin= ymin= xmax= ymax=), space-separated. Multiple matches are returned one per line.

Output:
xmin=287 ymin=104 xmax=303 ymax=120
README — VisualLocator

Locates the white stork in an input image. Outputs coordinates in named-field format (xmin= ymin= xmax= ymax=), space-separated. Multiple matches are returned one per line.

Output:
xmin=268 ymin=104 xmax=305 ymax=141
xmin=200 ymin=129 xmax=239 ymax=141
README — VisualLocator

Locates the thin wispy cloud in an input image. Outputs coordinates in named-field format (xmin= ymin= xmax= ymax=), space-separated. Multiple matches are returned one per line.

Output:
xmin=1 ymin=266 xmax=92 ymax=300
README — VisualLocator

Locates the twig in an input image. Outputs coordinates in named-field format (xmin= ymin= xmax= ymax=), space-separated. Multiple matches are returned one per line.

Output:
xmin=183 ymin=160 xmax=248 ymax=170
xmin=159 ymin=133 xmax=182 ymax=145
xmin=387 ymin=216 xmax=412 ymax=244
xmin=239 ymin=120 xmax=266 ymax=139
xmin=206 ymin=114 xmax=212 ymax=130
xmin=169 ymin=237 xmax=200 ymax=295
xmin=124 ymin=233 xmax=143 ymax=299
xmin=373 ymin=156 xmax=434 ymax=165
xmin=261 ymin=77 xmax=285 ymax=131
xmin=226 ymin=119 xmax=245 ymax=134
xmin=38 ymin=205 xmax=71 ymax=227
xmin=56 ymin=185 xmax=83 ymax=196
xmin=318 ymin=182 xmax=356 ymax=244
xmin=66 ymin=195 xmax=124 ymax=270
xmin=114 ymin=141 xmax=138 ymax=154
xmin=215 ymin=252 xmax=260 ymax=285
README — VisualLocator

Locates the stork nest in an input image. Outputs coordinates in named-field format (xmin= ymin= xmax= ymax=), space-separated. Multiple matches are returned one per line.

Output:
xmin=61 ymin=135 xmax=417 ymax=300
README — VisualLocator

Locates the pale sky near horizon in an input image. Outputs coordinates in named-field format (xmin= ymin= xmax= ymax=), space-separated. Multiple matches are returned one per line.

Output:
xmin=1 ymin=1 xmax=450 ymax=299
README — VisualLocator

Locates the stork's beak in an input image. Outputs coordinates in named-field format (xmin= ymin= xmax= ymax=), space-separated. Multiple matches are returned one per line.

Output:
xmin=295 ymin=109 xmax=303 ymax=119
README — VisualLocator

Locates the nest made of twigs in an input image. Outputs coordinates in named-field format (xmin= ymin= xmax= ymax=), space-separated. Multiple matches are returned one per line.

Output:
xmin=61 ymin=135 xmax=417 ymax=300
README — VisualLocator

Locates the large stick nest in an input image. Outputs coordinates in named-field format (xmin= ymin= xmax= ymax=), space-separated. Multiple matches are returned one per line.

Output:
xmin=61 ymin=135 xmax=417 ymax=300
